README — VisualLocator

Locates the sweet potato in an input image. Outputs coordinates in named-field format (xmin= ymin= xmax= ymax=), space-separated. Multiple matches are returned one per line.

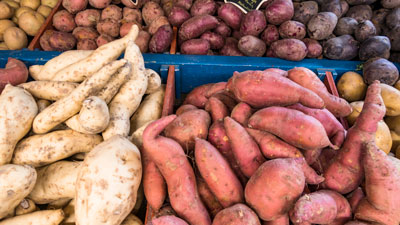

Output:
xmin=265 ymin=0 xmax=294 ymax=25
xmin=195 ymin=138 xmax=244 ymax=208
xmin=218 ymin=3 xmax=243 ymax=30
xmin=145 ymin=69 xmax=162 ymax=94
xmin=152 ymin=216 xmax=188 ymax=225
xmin=63 ymin=0 xmax=88 ymax=14
xmin=0 ymin=58 xmax=28 ymax=93
xmin=262 ymin=215 xmax=289 ymax=225
xmin=363 ymin=57 xmax=399 ymax=85
xmin=302 ymin=38 xmax=322 ymax=58
xmin=293 ymin=1 xmax=318 ymax=24
xmin=89 ymin=0 xmax=112 ymax=9
xmin=240 ymin=10 xmax=266 ymax=37
xmin=0 ymin=209 xmax=64 ymax=225
xmin=15 ymin=199 xmax=37 ymax=216
xmin=334 ymin=17 xmax=358 ymax=35
xmin=287 ymin=67 xmax=352 ymax=117
xmin=179 ymin=15 xmax=218 ymax=40
xmin=190 ymin=0 xmax=216 ymax=16
xmin=359 ymin=36 xmax=391 ymax=60
xmin=143 ymin=116 xmax=211 ymax=225
xmin=260 ymin=25 xmax=279 ymax=46
xmin=226 ymin=70 xmax=324 ymax=109
xmin=220 ymin=37 xmax=244 ymax=56
xmin=168 ymin=6 xmax=190 ymax=27
xmin=323 ymin=34 xmax=359 ymax=60
xmin=53 ymin=10 xmax=76 ymax=33
xmin=322 ymin=81 xmax=386 ymax=194
xmin=183 ymin=83 xmax=212 ymax=108
xmin=347 ymin=187 xmax=364 ymax=212
xmin=270 ymin=38 xmax=308 ymax=61
xmin=19 ymin=81 xmax=78 ymax=101
xmin=176 ymin=104 xmax=198 ymax=115
xmin=289 ymin=190 xmax=351 ymax=225
xmin=148 ymin=16 xmax=169 ymax=35
xmin=278 ymin=20 xmax=306 ymax=39
xmin=213 ymin=21 xmax=231 ymax=37
xmin=196 ymin=176 xmax=223 ymax=217
xmin=213 ymin=204 xmax=261 ymax=225
xmin=346 ymin=5 xmax=372 ymax=23
xmin=77 ymin=39 xmax=97 ymax=50
xmin=307 ymin=12 xmax=338 ymax=40
xmin=49 ymin=31 xmax=77 ymax=51
xmin=75 ymin=9 xmax=101 ymax=27
xmin=97 ymin=18 xmax=120 ymax=37
xmin=164 ymin=109 xmax=211 ymax=151
xmin=354 ymin=20 xmax=376 ymax=42
xmin=101 ymin=4 xmax=122 ymax=20
xmin=72 ymin=27 xmax=99 ymax=41
xmin=354 ymin=143 xmax=400 ymax=225
xmin=231 ymin=102 xmax=253 ymax=126
xmin=245 ymin=157 xmax=324 ymax=221
xmin=206 ymin=96 xmax=229 ymax=121
xmin=224 ymin=117 xmax=265 ymax=177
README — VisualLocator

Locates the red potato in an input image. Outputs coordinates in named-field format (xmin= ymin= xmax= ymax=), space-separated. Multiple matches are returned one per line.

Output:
xmin=226 ymin=70 xmax=324 ymax=109
xmin=49 ymin=31 xmax=77 ymax=51
xmin=53 ymin=10 xmax=76 ymax=33
xmin=240 ymin=10 xmax=267 ymax=36
xmin=265 ymin=0 xmax=294 ymax=25
xmin=120 ymin=21 xmax=142 ymax=37
xmin=168 ymin=6 xmax=191 ymax=27
xmin=220 ymin=37 xmax=244 ymax=56
xmin=218 ymin=3 xmax=243 ymax=30
xmin=322 ymin=81 xmax=386 ymax=194
xmin=0 ymin=58 xmax=28 ymax=93
xmin=196 ymin=177 xmax=223 ymax=217
xmin=176 ymin=104 xmax=198 ymax=115
xmin=347 ymin=187 xmax=364 ymax=212
xmin=248 ymin=106 xmax=333 ymax=150
xmin=173 ymin=0 xmax=193 ymax=11
xmin=213 ymin=21 xmax=231 ymax=37
xmin=190 ymin=0 xmax=217 ymax=16
xmin=75 ymin=9 xmax=101 ymax=27
xmin=122 ymin=8 xmax=142 ymax=23
xmin=278 ymin=20 xmax=306 ymax=39
xmin=238 ymin=35 xmax=266 ymax=57
xmin=152 ymin=215 xmax=189 ymax=225
xmin=73 ymin=27 xmax=99 ymax=40
xmin=302 ymin=38 xmax=322 ymax=58
xmin=148 ymin=16 xmax=169 ymax=35
xmin=195 ymin=139 xmax=244 ymax=208
xmin=261 ymin=25 xmax=279 ymax=46
xmin=39 ymin=30 xmax=56 ymax=51
xmin=200 ymin=31 xmax=224 ymax=50
xmin=101 ymin=5 xmax=122 ymax=20
xmin=183 ymin=83 xmax=213 ymax=108
xmin=96 ymin=34 xmax=114 ymax=47
xmin=63 ymin=0 xmax=88 ymax=14
xmin=293 ymin=1 xmax=318 ymax=25
xmin=179 ymin=15 xmax=219 ymax=41
xmin=231 ymin=102 xmax=253 ymax=126
xmin=97 ymin=19 xmax=120 ymax=37
xmin=270 ymin=39 xmax=308 ymax=61
xmin=224 ymin=117 xmax=265 ymax=178
xmin=206 ymin=97 xmax=229 ymax=121
xmin=77 ymin=39 xmax=97 ymax=50
xmin=246 ymin=128 xmax=303 ymax=159
xmin=245 ymin=157 xmax=324 ymax=221
xmin=287 ymin=67 xmax=352 ymax=118
xmin=213 ymin=204 xmax=261 ymax=225
xmin=307 ymin=12 xmax=338 ymax=40
xmin=89 ymin=0 xmax=112 ymax=9
xmin=135 ymin=30 xmax=151 ymax=52
xmin=149 ymin=24 xmax=173 ymax=53
xmin=289 ymin=190 xmax=351 ymax=225
xmin=205 ymin=82 xmax=227 ymax=98
xmin=142 ymin=1 xmax=164 ymax=25
xmin=122 ymin=0 xmax=149 ymax=9
xmin=143 ymin=116 xmax=211 ymax=225
xmin=288 ymin=103 xmax=346 ymax=147
xmin=263 ymin=215 xmax=289 ymax=225
xmin=180 ymin=39 xmax=210 ymax=55
xmin=164 ymin=109 xmax=211 ymax=151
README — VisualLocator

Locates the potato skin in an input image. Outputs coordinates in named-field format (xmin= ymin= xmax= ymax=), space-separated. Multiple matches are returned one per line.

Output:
xmin=345 ymin=5 xmax=372 ymax=22
xmin=73 ymin=26 xmax=99 ymax=41
xmin=271 ymin=38 xmax=307 ymax=61
xmin=123 ymin=7 xmax=142 ymax=23
xmin=302 ymin=38 xmax=322 ymax=58
xmin=261 ymin=24 xmax=279 ymax=46
xmin=240 ymin=10 xmax=266 ymax=36
xmin=75 ymin=9 xmax=101 ymax=27
xmin=238 ymin=35 xmax=266 ymax=57
xmin=382 ymin=0 xmax=400 ymax=8
xmin=101 ymin=4 xmax=122 ymax=21
xmin=97 ymin=18 xmax=120 ymax=37
xmin=363 ymin=57 xmax=399 ymax=85
xmin=279 ymin=20 xmax=306 ymax=39
xmin=142 ymin=1 xmax=164 ymax=25
xmin=293 ymin=1 xmax=318 ymax=24
xmin=265 ymin=0 xmax=294 ymax=25
xmin=120 ymin=21 xmax=142 ymax=37
xmin=63 ymin=0 xmax=88 ymax=14
xmin=307 ymin=12 xmax=338 ymax=40
xmin=220 ymin=37 xmax=244 ymax=56
xmin=214 ymin=21 xmax=231 ymax=37
xmin=218 ymin=3 xmax=243 ymax=30
xmin=149 ymin=24 xmax=173 ymax=53
xmin=49 ymin=31 xmax=76 ymax=51
xmin=96 ymin=33 xmax=114 ymax=47
xmin=53 ymin=10 xmax=76 ymax=33
xmin=213 ymin=204 xmax=261 ymax=225
xmin=200 ymin=31 xmax=224 ymax=49
xmin=320 ymin=0 xmax=342 ymax=17
xmin=77 ymin=39 xmax=97 ymax=50
xmin=179 ymin=14 xmax=218 ymax=40
xmin=190 ymin=0 xmax=216 ymax=16
xmin=148 ymin=16 xmax=169 ymax=35
xmin=323 ymin=34 xmax=359 ymax=60
xmin=334 ymin=17 xmax=358 ymax=35
xmin=354 ymin=20 xmax=376 ymax=42
xmin=359 ymin=36 xmax=391 ymax=60
xmin=89 ymin=0 xmax=112 ymax=9
xmin=152 ymin=216 xmax=188 ymax=225
xmin=181 ymin=38 xmax=210 ymax=55
xmin=168 ymin=6 xmax=190 ymax=27
xmin=337 ymin=71 xmax=367 ymax=102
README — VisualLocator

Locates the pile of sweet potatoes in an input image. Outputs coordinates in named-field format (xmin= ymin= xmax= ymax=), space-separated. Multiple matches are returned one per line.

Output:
xmin=40 ymin=0 xmax=173 ymax=53
xmin=144 ymin=67 xmax=400 ymax=225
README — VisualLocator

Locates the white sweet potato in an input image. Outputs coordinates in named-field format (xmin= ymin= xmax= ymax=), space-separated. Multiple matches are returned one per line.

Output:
xmin=0 ymin=164 xmax=37 ymax=219
xmin=0 ymin=85 xmax=38 ymax=165
xmin=19 ymin=81 xmax=79 ymax=101
xmin=12 ymin=130 xmax=102 ymax=167
xmin=29 ymin=161 xmax=81 ymax=204
xmin=15 ymin=199 xmax=37 ymax=216
xmin=0 ymin=209 xmax=64 ymax=225
xmin=121 ymin=214 xmax=143 ymax=225
xmin=145 ymin=68 xmax=162 ymax=94
xmin=75 ymin=136 xmax=142 ymax=225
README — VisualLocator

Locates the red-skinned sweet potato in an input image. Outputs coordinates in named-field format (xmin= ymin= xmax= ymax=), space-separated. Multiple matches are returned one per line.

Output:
xmin=204 ymin=82 xmax=226 ymax=97
xmin=287 ymin=67 xmax=352 ymax=117
xmin=245 ymin=157 xmax=324 ymax=221
xmin=248 ymin=106 xmax=333 ymax=150
xmin=264 ymin=68 xmax=288 ymax=76
xmin=183 ymin=84 xmax=213 ymax=108
xmin=179 ymin=15 xmax=219 ymax=41
xmin=226 ymin=70 xmax=324 ymax=109
xmin=195 ymin=138 xmax=244 ymax=208
xmin=322 ymin=81 xmax=386 ymax=194
xmin=206 ymin=97 xmax=229 ymax=121
xmin=230 ymin=102 xmax=253 ymax=126
xmin=347 ymin=187 xmax=364 ymax=212
xmin=263 ymin=215 xmax=289 ymax=225
xmin=224 ymin=117 xmax=265 ymax=177
xmin=143 ymin=115 xmax=211 ymax=225
xmin=164 ymin=109 xmax=211 ymax=151
xmin=265 ymin=0 xmax=294 ymax=25
xmin=196 ymin=176 xmax=223 ymax=217
xmin=0 ymin=58 xmax=28 ymax=93
xmin=176 ymin=104 xmax=198 ymax=115
xmin=152 ymin=215 xmax=189 ymax=225
xmin=213 ymin=204 xmax=261 ymax=225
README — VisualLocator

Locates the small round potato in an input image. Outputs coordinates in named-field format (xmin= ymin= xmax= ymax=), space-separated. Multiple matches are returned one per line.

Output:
xmin=238 ymin=35 xmax=266 ymax=57
xmin=334 ymin=17 xmax=358 ymax=36
xmin=375 ymin=120 xmax=392 ymax=154
xmin=345 ymin=4 xmax=372 ymax=23
xmin=302 ymin=38 xmax=322 ymax=58
xmin=346 ymin=101 xmax=363 ymax=126
xmin=307 ymin=12 xmax=338 ymax=40
xmin=3 ymin=27 xmax=28 ymax=50
xmin=37 ymin=5 xmax=53 ymax=18
xmin=42 ymin=0 xmax=59 ymax=8
xmin=380 ymin=83 xmax=400 ymax=116
xmin=53 ymin=10 xmax=76 ymax=33
xmin=0 ymin=19 xmax=16 ymax=41
xmin=0 ymin=2 xmax=14 ymax=19
xmin=386 ymin=115 xmax=400 ymax=134
xmin=18 ymin=11 xmax=45 ymax=36
xmin=20 ymin=0 xmax=41 ymax=10
xmin=359 ymin=36 xmax=391 ymax=60
xmin=354 ymin=20 xmax=376 ymax=42
xmin=337 ymin=71 xmax=367 ymax=102
xmin=363 ymin=57 xmax=399 ymax=85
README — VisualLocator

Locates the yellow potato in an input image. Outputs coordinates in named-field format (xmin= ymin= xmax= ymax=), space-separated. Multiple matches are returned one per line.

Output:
xmin=0 ymin=209 xmax=64 ymax=225
xmin=12 ymin=130 xmax=103 ymax=167
xmin=15 ymin=199 xmax=37 ymax=216
xmin=145 ymin=68 xmax=162 ymax=94
xmin=41 ymin=0 xmax=58 ymax=8
xmin=380 ymin=83 xmax=400 ymax=116
xmin=75 ymin=136 xmax=142 ymax=225
xmin=121 ymin=214 xmax=143 ymax=225
xmin=37 ymin=5 xmax=52 ymax=17
xmin=2 ymin=0 xmax=19 ymax=9
xmin=395 ymin=80 xmax=400 ymax=91
xmin=14 ymin=6 xmax=33 ymax=19
xmin=18 ymin=11 xmax=44 ymax=36
xmin=3 ymin=26 xmax=27 ymax=50
xmin=391 ymin=131 xmax=400 ymax=152
xmin=346 ymin=101 xmax=364 ymax=126
xmin=337 ymin=71 xmax=367 ymax=102
xmin=0 ymin=2 xmax=14 ymax=19
xmin=19 ymin=81 xmax=78 ymax=101
xmin=385 ymin=115 xmax=400 ymax=134
xmin=0 ymin=164 xmax=37 ymax=219
xmin=0 ymin=41 xmax=8 ymax=49
xmin=20 ymin=0 xmax=40 ymax=10
xmin=0 ymin=19 xmax=15 ymax=41
xmin=375 ymin=120 xmax=392 ymax=154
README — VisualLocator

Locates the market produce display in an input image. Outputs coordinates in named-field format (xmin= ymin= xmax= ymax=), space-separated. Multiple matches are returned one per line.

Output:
xmin=0 ymin=25 xmax=164 ymax=225
xmin=0 ymin=0 xmax=57 ymax=50
xmin=142 ymin=65 xmax=400 ymax=225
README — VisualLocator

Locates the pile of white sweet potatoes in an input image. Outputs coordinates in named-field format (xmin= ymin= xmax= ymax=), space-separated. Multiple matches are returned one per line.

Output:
xmin=0 ymin=25 xmax=165 ymax=225
xmin=144 ymin=67 xmax=400 ymax=225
